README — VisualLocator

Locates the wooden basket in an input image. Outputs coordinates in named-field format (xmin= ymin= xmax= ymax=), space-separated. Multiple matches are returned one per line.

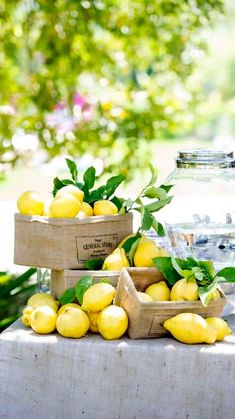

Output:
xmin=14 ymin=212 xmax=133 ymax=270
xmin=114 ymin=268 xmax=226 ymax=339
xmin=50 ymin=269 xmax=120 ymax=299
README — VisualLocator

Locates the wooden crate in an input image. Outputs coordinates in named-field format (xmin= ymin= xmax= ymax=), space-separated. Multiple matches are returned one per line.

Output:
xmin=114 ymin=268 xmax=226 ymax=339
xmin=14 ymin=212 xmax=133 ymax=270
xmin=50 ymin=269 xmax=120 ymax=299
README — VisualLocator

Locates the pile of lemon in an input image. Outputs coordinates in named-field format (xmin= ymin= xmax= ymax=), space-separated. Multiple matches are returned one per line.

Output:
xmin=17 ymin=185 xmax=118 ymax=218
xmin=22 ymin=283 xmax=128 ymax=340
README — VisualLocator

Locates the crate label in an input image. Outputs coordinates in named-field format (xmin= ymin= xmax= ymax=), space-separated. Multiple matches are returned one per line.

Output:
xmin=75 ymin=233 xmax=119 ymax=263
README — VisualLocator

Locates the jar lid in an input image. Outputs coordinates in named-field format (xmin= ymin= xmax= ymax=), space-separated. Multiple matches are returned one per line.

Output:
xmin=176 ymin=149 xmax=235 ymax=168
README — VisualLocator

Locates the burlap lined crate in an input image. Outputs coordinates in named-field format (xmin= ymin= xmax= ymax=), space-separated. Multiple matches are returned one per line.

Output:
xmin=50 ymin=269 xmax=120 ymax=299
xmin=14 ymin=212 xmax=133 ymax=270
xmin=114 ymin=268 xmax=226 ymax=339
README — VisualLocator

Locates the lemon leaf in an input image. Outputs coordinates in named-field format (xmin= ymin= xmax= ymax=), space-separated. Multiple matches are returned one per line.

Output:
xmin=105 ymin=175 xmax=125 ymax=198
xmin=198 ymin=278 xmax=218 ymax=306
xmin=65 ymin=158 xmax=78 ymax=182
xmin=141 ymin=207 xmax=153 ymax=231
xmin=121 ymin=233 xmax=141 ymax=253
xmin=152 ymin=257 xmax=181 ymax=285
xmin=129 ymin=237 xmax=141 ymax=266
xmin=144 ymin=186 xmax=167 ymax=200
xmin=59 ymin=288 xmax=76 ymax=305
xmin=151 ymin=218 xmax=165 ymax=237
xmin=84 ymin=258 xmax=104 ymax=270
xmin=83 ymin=166 xmax=96 ymax=194
xmin=75 ymin=275 xmax=94 ymax=305
xmin=160 ymin=184 xmax=174 ymax=193
xmin=215 ymin=267 xmax=235 ymax=282
xmin=99 ymin=278 xmax=111 ymax=284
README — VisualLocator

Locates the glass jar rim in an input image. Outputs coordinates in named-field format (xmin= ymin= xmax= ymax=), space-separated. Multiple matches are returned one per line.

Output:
xmin=176 ymin=149 xmax=235 ymax=168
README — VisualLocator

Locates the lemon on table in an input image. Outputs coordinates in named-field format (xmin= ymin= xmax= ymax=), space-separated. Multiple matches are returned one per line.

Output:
xmin=206 ymin=317 xmax=232 ymax=341
xmin=56 ymin=307 xmax=90 ymax=338
xmin=170 ymin=278 xmax=199 ymax=301
xmin=137 ymin=291 xmax=153 ymax=303
xmin=21 ymin=306 xmax=34 ymax=327
xmin=27 ymin=293 xmax=59 ymax=312
xmin=145 ymin=281 xmax=170 ymax=301
xmin=49 ymin=193 xmax=81 ymax=218
xmin=17 ymin=191 xmax=44 ymax=216
xmin=77 ymin=202 xmax=94 ymax=218
xmin=56 ymin=185 xmax=84 ymax=203
xmin=30 ymin=305 xmax=57 ymax=334
xmin=57 ymin=303 xmax=81 ymax=316
xmin=97 ymin=305 xmax=128 ymax=340
xmin=163 ymin=313 xmax=217 ymax=344
xmin=81 ymin=283 xmax=116 ymax=312
xmin=87 ymin=311 xmax=100 ymax=333
xmin=134 ymin=236 xmax=168 ymax=267
xmin=93 ymin=200 xmax=118 ymax=216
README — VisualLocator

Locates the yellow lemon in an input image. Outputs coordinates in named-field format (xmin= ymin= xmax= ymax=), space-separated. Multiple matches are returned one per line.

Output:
xmin=56 ymin=185 xmax=84 ymax=203
xmin=88 ymin=311 xmax=100 ymax=333
xmin=137 ymin=291 xmax=154 ymax=303
xmin=93 ymin=200 xmax=118 ymax=216
xmin=206 ymin=317 xmax=232 ymax=341
xmin=81 ymin=283 xmax=116 ymax=312
xmin=102 ymin=248 xmax=130 ymax=270
xmin=164 ymin=313 xmax=217 ymax=344
xmin=170 ymin=278 xmax=199 ymax=301
xmin=49 ymin=193 xmax=81 ymax=218
xmin=97 ymin=305 xmax=128 ymax=340
xmin=27 ymin=293 xmax=59 ymax=312
xmin=77 ymin=202 xmax=94 ymax=218
xmin=21 ymin=306 xmax=34 ymax=327
xmin=56 ymin=307 xmax=90 ymax=338
xmin=30 ymin=305 xmax=57 ymax=334
xmin=134 ymin=236 xmax=168 ymax=267
xmin=17 ymin=191 xmax=44 ymax=216
xmin=57 ymin=303 xmax=81 ymax=316
xmin=145 ymin=281 xmax=170 ymax=301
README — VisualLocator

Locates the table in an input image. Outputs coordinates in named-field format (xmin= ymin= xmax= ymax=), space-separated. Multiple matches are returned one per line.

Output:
xmin=0 ymin=316 xmax=235 ymax=419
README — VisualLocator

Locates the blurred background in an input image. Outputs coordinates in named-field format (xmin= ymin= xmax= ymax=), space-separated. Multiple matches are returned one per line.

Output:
xmin=0 ymin=0 xmax=235 ymax=326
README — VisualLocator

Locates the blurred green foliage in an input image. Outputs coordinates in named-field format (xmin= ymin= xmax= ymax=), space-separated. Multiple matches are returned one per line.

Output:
xmin=0 ymin=0 xmax=223 ymax=178
xmin=0 ymin=268 xmax=36 ymax=332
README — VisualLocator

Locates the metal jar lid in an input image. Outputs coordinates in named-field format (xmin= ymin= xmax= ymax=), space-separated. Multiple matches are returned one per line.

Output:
xmin=176 ymin=149 xmax=235 ymax=168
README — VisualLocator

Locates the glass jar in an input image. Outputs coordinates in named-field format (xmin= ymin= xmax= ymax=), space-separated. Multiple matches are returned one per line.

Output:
xmin=160 ymin=149 xmax=235 ymax=280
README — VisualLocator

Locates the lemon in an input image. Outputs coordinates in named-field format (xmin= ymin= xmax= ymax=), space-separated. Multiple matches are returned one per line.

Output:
xmin=170 ymin=278 xmax=199 ymax=301
xmin=27 ymin=293 xmax=59 ymax=312
xmin=77 ymin=202 xmax=94 ymax=218
xmin=145 ymin=281 xmax=170 ymax=301
xmin=137 ymin=291 xmax=153 ymax=303
xmin=56 ymin=307 xmax=90 ymax=338
xmin=30 ymin=305 xmax=57 ymax=334
xmin=206 ymin=317 xmax=232 ymax=341
xmin=102 ymin=248 xmax=130 ymax=270
xmin=134 ymin=236 xmax=168 ymax=267
xmin=97 ymin=305 xmax=128 ymax=340
xmin=93 ymin=200 xmax=118 ymax=216
xmin=56 ymin=185 xmax=84 ymax=203
xmin=81 ymin=283 xmax=116 ymax=312
xmin=164 ymin=313 xmax=217 ymax=344
xmin=21 ymin=305 xmax=34 ymax=327
xmin=17 ymin=191 xmax=44 ymax=216
xmin=88 ymin=311 xmax=100 ymax=333
xmin=57 ymin=303 xmax=81 ymax=316
xmin=49 ymin=193 xmax=81 ymax=218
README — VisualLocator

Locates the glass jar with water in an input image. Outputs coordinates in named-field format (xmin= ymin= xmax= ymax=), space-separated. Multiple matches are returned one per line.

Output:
xmin=160 ymin=149 xmax=235 ymax=297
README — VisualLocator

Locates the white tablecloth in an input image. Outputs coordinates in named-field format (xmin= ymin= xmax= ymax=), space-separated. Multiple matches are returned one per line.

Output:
xmin=0 ymin=316 xmax=235 ymax=419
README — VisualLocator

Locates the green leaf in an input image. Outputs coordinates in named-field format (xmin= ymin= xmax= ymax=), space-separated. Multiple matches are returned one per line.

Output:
xmin=215 ymin=267 xmax=235 ymax=282
xmin=129 ymin=237 xmax=141 ymax=266
xmin=99 ymin=278 xmax=111 ymax=284
xmin=86 ymin=186 xmax=106 ymax=204
xmin=144 ymin=186 xmax=167 ymax=200
xmin=59 ymin=288 xmax=76 ymax=305
xmin=160 ymin=184 xmax=174 ymax=193
xmin=75 ymin=275 xmax=94 ymax=305
xmin=153 ymin=257 xmax=181 ymax=285
xmin=84 ymin=258 xmax=104 ymax=270
xmin=198 ymin=261 xmax=215 ymax=279
xmin=198 ymin=278 xmax=218 ymax=306
xmin=148 ymin=163 xmax=158 ymax=185
xmin=151 ymin=218 xmax=165 ymax=237
xmin=105 ymin=175 xmax=125 ymax=198
xmin=52 ymin=177 xmax=65 ymax=197
xmin=121 ymin=233 xmax=141 ymax=253
xmin=83 ymin=166 xmax=96 ymax=194
xmin=145 ymin=196 xmax=173 ymax=213
xmin=141 ymin=207 xmax=153 ymax=231
xmin=66 ymin=158 xmax=78 ymax=182
xmin=110 ymin=196 xmax=125 ymax=211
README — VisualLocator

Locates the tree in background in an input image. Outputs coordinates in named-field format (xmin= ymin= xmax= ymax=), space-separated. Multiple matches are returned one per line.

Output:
xmin=0 ymin=0 xmax=223 ymax=178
